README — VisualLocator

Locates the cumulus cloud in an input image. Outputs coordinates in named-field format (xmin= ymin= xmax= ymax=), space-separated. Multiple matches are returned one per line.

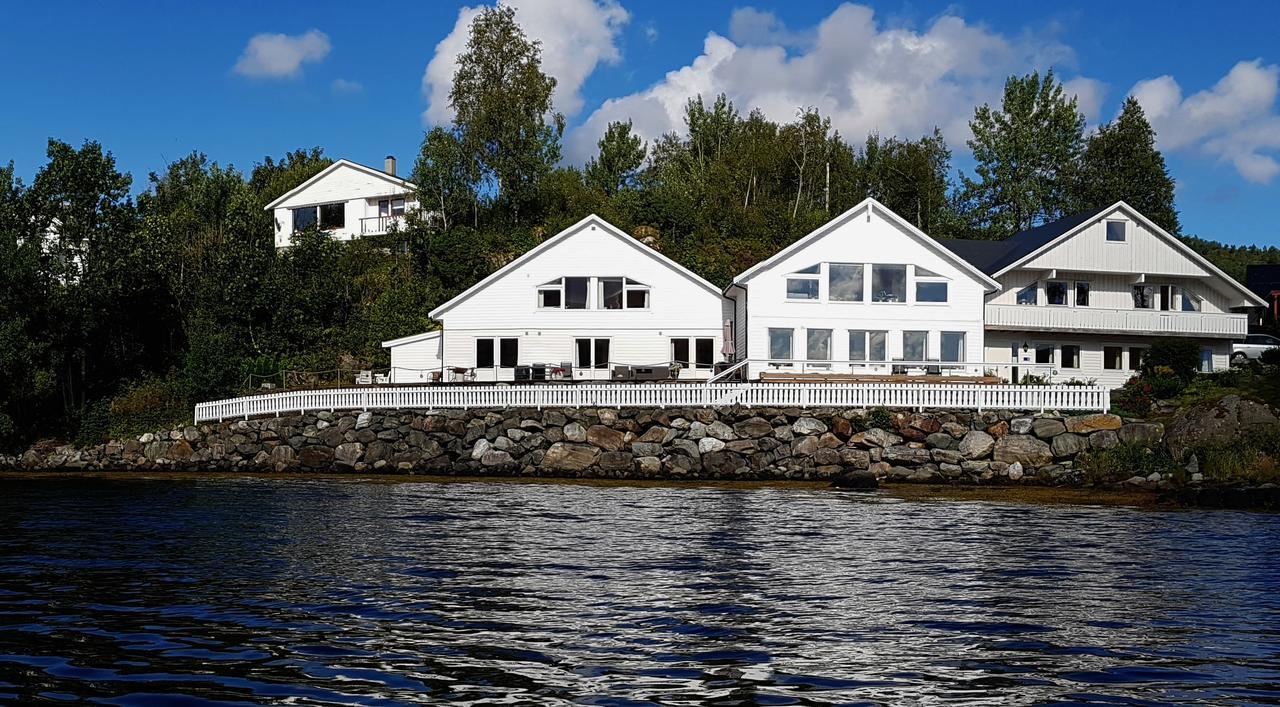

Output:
xmin=422 ymin=0 xmax=630 ymax=125
xmin=565 ymin=3 xmax=1095 ymax=163
xmin=1130 ymin=59 xmax=1280 ymax=183
xmin=331 ymin=78 xmax=363 ymax=94
xmin=1063 ymin=76 xmax=1107 ymax=125
xmin=233 ymin=29 xmax=331 ymax=79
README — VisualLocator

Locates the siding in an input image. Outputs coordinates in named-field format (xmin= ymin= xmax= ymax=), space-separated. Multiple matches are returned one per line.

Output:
xmin=388 ymin=334 xmax=442 ymax=383
xmin=271 ymin=163 xmax=417 ymax=247
xmin=984 ymin=333 xmax=1231 ymax=388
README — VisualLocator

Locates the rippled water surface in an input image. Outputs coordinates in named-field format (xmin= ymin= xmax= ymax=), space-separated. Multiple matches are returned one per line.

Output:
xmin=1 ymin=478 xmax=1279 ymax=705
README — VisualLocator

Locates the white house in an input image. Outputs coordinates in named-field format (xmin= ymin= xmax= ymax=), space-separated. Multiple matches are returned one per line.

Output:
xmin=941 ymin=201 xmax=1265 ymax=387
xmin=725 ymin=199 xmax=1000 ymax=381
xmin=382 ymin=331 xmax=442 ymax=384
xmin=420 ymin=215 xmax=732 ymax=383
xmin=264 ymin=157 xmax=419 ymax=248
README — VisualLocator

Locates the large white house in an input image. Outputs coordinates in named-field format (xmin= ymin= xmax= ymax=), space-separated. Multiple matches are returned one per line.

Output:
xmin=389 ymin=215 xmax=732 ymax=383
xmin=725 ymin=199 xmax=1000 ymax=381
xmin=264 ymin=157 xmax=418 ymax=248
xmin=942 ymin=201 xmax=1265 ymax=387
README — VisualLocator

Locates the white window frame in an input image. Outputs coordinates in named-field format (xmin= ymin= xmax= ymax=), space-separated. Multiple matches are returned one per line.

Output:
xmin=940 ymin=331 xmax=965 ymax=363
xmin=786 ymin=265 xmax=821 ymax=301
xmin=1046 ymin=280 xmax=1069 ymax=307
xmin=1106 ymin=220 xmax=1127 ymax=242
xmin=1103 ymin=345 xmax=1124 ymax=370
xmin=806 ymin=328 xmax=833 ymax=369
xmin=768 ymin=328 xmax=794 ymax=366
xmin=913 ymin=265 xmax=949 ymax=305
xmin=575 ymin=337 xmax=612 ymax=370
xmin=1074 ymin=281 xmax=1090 ymax=307
xmin=902 ymin=330 xmax=928 ymax=362
xmin=537 ymin=278 xmax=564 ymax=309
xmin=828 ymin=263 xmax=865 ymax=303
xmin=1016 ymin=283 xmax=1038 ymax=306
xmin=1061 ymin=344 xmax=1082 ymax=370
xmin=871 ymin=264 xmax=908 ymax=304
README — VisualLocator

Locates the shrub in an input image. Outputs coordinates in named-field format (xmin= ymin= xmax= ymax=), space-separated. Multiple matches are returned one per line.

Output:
xmin=1144 ymin=338 xmax=1200 ymax=381
xmin=1144 ymin=366 xmax=1186 ymax=399
xmin=107 ymin=374 xmax=190 ymax=438
xmin=1261 ymin=347 xmax=1280 ymax=367
xmin=1078 ymin=442 xmax=1178 ymax=485
xmin=1110 ymin=376 xmax=1154 ymax=417
xmin=1017 ymin=373 xmax=1051 ymax=386
xmin=866 ymin=407 xmax=894 ymax=430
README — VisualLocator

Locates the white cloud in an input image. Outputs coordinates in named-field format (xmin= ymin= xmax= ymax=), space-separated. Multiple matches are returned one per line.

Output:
xmin=643 ymin=21 xmax=659 ymax=43
xmin=331 ymin=78 xmax=363 ymax=94
xmin=1063 ymin=76 xmax=1106 ymax=125
xmin=565 ymin=3 xmax=1096 ymax=164
xmin=422 ymin=0 xmax=630 ymax=126
xmin=233 ymin=29 xmax=331 ymax=79
xmin=1130 ymin=60 xmax=1280 ymax=183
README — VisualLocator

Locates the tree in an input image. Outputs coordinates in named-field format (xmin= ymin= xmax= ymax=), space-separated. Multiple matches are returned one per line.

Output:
xmin=412 ymin=127 xmax=473 ymax=231
xmin=585 ymin=120 xmax=646 ymax=195
xmin=1073 ymin=97 xmax=1180 ymax=233
xmin=857 ymin=129 xmax=955 ymax=234
xmin=450 ymin=5 xmax=563 ymax=222
xmin=960 ymin=70 xmax=1085 ymax=237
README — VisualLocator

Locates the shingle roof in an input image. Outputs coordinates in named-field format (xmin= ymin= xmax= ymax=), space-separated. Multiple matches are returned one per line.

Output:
xmin=939 ymin=207 xmax=1108 ymax=275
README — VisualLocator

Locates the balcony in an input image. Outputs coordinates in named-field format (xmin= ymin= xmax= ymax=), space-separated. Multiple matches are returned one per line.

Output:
xmin=987 ymin=304 xmax=1248 ymax=338
xmin=359 ymin=215 xmax=405 ymax=236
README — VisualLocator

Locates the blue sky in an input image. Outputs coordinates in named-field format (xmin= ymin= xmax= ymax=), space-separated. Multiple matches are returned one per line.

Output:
xmin=2 ymin=1 xmax=1278 ymax=246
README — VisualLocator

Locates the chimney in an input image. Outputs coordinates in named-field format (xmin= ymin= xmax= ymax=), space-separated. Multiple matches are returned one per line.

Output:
xmin=384 ymin=155 xmax=396 ymax=176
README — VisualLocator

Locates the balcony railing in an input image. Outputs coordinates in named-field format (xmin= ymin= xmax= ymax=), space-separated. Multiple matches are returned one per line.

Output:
xmin=987 ymin=304 xmax=1248 ymax=337
xmin=359 ymin=215 xmax=405 ymax=236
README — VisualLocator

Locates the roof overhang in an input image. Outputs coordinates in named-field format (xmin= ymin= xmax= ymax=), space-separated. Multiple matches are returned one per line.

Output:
xmin=381 ymin=330 xmax=441 ymax=349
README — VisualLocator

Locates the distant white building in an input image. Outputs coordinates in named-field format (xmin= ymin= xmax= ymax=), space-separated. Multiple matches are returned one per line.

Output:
xmin=382 ymin=331 xmax=443 ymax=384
xmin=725 ymin=198 xmax=1000 ymax=381
xmin=410 ymin=214 xmax=732 ymax=383
xmin=942 ymin=201 xmax=1265 ymax=387
xmin=264 ymin=157 xmax=418 ymax=248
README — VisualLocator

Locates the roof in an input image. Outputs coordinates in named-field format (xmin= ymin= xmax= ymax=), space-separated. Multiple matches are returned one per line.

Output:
xmin=263 ymin=159 xmax=416 ymax=211
xmin=730 ymin=198 xmax=1000 ymax=291
xmin=428 ymin=214 xmax=724 ymax=320
xmin=381 ymin=330 xmax=441 ymax=349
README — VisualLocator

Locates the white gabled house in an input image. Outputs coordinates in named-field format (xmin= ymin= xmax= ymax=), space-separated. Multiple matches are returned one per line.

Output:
xmin=941 ymin=201 xmax=1266 ymax=387
xmin=419 ymin=215 xmax=732 ymax=383
xmin=264 ymin=156 xmax=419 ymax=248
xmin=725 ymin=198 xmax=1000 ymax=381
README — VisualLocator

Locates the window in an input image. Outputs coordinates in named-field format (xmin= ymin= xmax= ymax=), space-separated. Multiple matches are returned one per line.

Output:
xmin=1035 ymin=344 xmax=1054 ymax=365
xmin=807 ymin=329 xmax=832 ymax=363
xmin=377 ymin=198 xmax=407 ymax=217
xmin=476 ymin=339 xmax=495 ymax=368
xmin=786 ymin=275 xmax=819 ymax=300
xmin=903 ymin=331 xmax=927 ymax=361
xmin=1104 ymin=346 xmax=1123 ymax=370
xmin=915 ymin=282 xmax=948 ymax=303
xmin=624 ymin=278 xmax=650 ymax=309
xmin=1132 ymin=285 xmax=1155 ymax=309
xmin=600 ymin=278 xmax=624 ymax=309
xmin=576 ymin=338 xmax=610 ymax=369
xmin=795 ymin=263 xmax=820 ymax=274
xmin=537 ymin=278 xmax=563 ymax=308
xmin=828 ymin=263 xmax=864 ymax=302
xmin=499 ymin=338 xmax=518 ymax=368
xmin=1075 ymin=281 xmax=1090 ymax=307
xmin=1106 ymin=221 xmax=1127 ymax=242
xmin=868 ymin=331 xmax=887 ymax=361
xmin=1047 ymin=281 xmax=1068 ymax=306
xmin=565 ymin=277 xmax=589 ymax=309
xmin=1129 ymin=347 xmax=1146 ymax=371
xmin=319 ymin=202 xmax=345 ymax=230
xmin=768 ymin=328 xmax=793 ymax=362
xmin=390 ymin=198 xmax=406 ymax=216
xmin=1200 ymin=347 xmax=1213 ymax=373
xmin=1062 ymin=345 xmax=1081 ymax=369
xmin=1180 ymin=288 xmax=1202 ymax=312
xmin=872 ymin=265 xmax=907 ymax=302
xmin=695 ymin=338 xmax=714 ymax=369
xmin=1016 ymin=284 xmax=1037 ymax=305
xmin=916 ymin=266 xmax=941 ymax=277
xmin=941 ymin=332 xmax=965 ymax=363
xmin=292 ymin=206 xmax=317 ymax=231
xmin=672 ymin=338 xmax=690 ymax=366
xmin=849 ymin=330 xmax=867 ymax=361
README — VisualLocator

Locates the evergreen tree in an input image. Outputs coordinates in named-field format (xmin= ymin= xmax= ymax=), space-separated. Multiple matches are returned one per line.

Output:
xmin=585 ymin=120 xmax=646 ymax=196
xmin=1074 ymin=97 xmax=1181 ymax=233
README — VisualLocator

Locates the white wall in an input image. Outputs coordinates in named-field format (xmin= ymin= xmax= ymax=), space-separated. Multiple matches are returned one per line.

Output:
xmin=737 ymin=204 xmax=989 ymax=379
xmin=437 ymin=220 xmax=728 ymax=382
xmin=984 ymin=333 xmax=1231 ymax=389
xmin=271 ymin=163 xmax=418 ymax=247
xmin=387 ymin=334 xmax=442 ymax=384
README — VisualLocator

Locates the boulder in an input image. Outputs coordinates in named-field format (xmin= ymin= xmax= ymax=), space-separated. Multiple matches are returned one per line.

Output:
xmin=635 ymin=456 xmax=662 ymax=475
xmin=471 ymin=438 xmax=493 ymax=460
xmin=355 ymin=411 xmax=373 ymax=429
xmin=925 ymin=432 xmax=954 ymax=450
xmin=855 ymin=428 xmax=901 ymax=448
xmin=563 ymin=422 xmax=587 ymax=443
xmin=542 ymin=443 xmax=600 ymax=471
xmin=481 ymin=450 xmax=515 ymax=468
xmin=909 ymin=415 xmax=942 ymax=434
xmin=1065 ymin=413 xmax=1123 ymax=434
xmin=883 ymin=445 xmax=932 ymax=464
xmin=792 ymin=417 xmax=828 ymax=435
xmin=831 ymin=469 xmax=878 ymax=490
xmin=993 ymin=435 xmax=1053 ymax=467
xmin=831 ymin=417 xmax=854 ymax=440
xmin=1050 ymin=433 xmax=1089 ymax=458
xmin=1119 ymin=422 xmax=1164 ymax=447
xmin=168 ymin=440 xmax=194 ymax=460
xmin=942 ymin=422 xmax=970 ymax=439
xmin=707 ymin=421 xmax=737 ymax=441
xmin=299 ymin=445 xmax=335 ymax=469
xmin=365 ymin=440 xmax=393 ymax=464
xmin=839 ymin=448 xmax=870 ymax=469
xmin=334 ymin=442 xmax=363 ymax=467
xmin=1031 ymin=418 xmax=1067 ymax=439
xmin=957 ymin=431 xmax=995 ymax=460
xmin=986 ymin=421 xmax=1009 ymax=438
xmin=1007 ymin=462 xmax=1024 ymax=481
xmin=633 ymin=442 xmax=665 ymax=458
xmin=586 ymin=425 xmax=625 ymax=451
xmin=270 ymin=445 xmax=296 ymax=470
xmin=598 ymin=451 xmax=633 ymax=471
xmin=733 ymin=417 xmax=773 ymax=439
xmin=1089 ymin=430 xmax=1120 ymax=450
xmin=698 ymin=437 xmax=726 ymax=454
xmin=702 ymin=450 xmax=743 ymax=476
xmin=638 ymin=426 xmax=673 ymax=444
xmin=932 ymin=449 xmax=964 ymax=465
xmin=792 ymin=435 xmax=819 ymax=457
xmin=1010 ymin=417 xmax=1034 ymax=435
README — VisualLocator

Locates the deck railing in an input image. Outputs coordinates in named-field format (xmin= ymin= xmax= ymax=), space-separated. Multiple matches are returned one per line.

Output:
xmin=194 ymin=382 xmax=1109 ymax=422
xmin=987 ymin=303 xmax=1248 ymax=337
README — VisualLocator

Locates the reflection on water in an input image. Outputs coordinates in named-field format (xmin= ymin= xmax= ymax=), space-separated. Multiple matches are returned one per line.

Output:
xmin=0 ymin=477 xmax=1278 ymax=705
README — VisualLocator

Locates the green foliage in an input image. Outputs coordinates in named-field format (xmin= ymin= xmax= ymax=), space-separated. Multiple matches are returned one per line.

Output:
xmin=1144 ymin=339 xmax=1200 ymax=381
xmin=586 ymin=120 xmax=646 ymax=195
xmin=1111 ymin=376 xmax=1155 ymax=417
xmin=1194 ymin=430 xmax=1280 ymax=485
xmin=76 ymin=374 xmax=189 ymax=445
xmin=866 ymin=407 xmax=894 ymax=431
xmin=1078 ymin=442 xmax=1178 ymax=485
xmin=1073 ymin=97 xmax=1180 ymax=233
xmin=1143 ymin=367 xmax=1187 ymax=399
xmin=1261 ymin=348 xmax=1280 ymax=367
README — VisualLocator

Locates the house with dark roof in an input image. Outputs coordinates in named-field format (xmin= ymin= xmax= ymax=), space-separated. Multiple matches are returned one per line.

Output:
xmin=942 ymin=201 xmax=1265 ymax=386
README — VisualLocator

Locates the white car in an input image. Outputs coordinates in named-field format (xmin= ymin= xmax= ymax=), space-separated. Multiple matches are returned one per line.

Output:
xmin=1232 ymin=333 xmax=1280 ymax=363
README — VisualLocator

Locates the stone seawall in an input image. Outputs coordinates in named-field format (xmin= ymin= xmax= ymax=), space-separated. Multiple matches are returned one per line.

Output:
xmin=3 ymin=406 xmax=1172 ymax=487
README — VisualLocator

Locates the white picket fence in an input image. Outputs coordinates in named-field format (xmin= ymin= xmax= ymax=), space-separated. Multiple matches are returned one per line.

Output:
xmin=193 ymin=383 xmax=1109 ymax=423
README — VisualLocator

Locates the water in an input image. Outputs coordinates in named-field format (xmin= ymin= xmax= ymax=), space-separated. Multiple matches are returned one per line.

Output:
xmin=1 ymin=478 xmax=1278 ymax=706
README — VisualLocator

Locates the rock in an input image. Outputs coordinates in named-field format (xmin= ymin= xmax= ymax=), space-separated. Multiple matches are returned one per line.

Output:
xmin=687 ymin=421 xmax=708 ymax=440
xmin=817 ymin=432 xmax=842 ymax=449
xmin=1051 ymin=433 xmax=1089 ymax=458
xmin=1007 ymin=462 xmax=1024 ymax=481
xmin=839 ymin=448 xmax=870 ymax=469
xmin=1191 ymin=472 xmax=1204 ymax=483
xmin=1065 ymin=413 xmax=1123 ymax=434
xmin=813 ymin=448 xmax=841 ymax=466
xmin=698 ymin=437 xmax=726 ymax=454
xmin=942 ymin=422 xmax=969 ymax=439
xmin=792 ymin=417 xmax=828 ymax=435
xmin=1010 ymin=417 xmax=1034 ymax=435
xmin=986 ymin=421 xmax=1009 ymax=438
xmin=855 ymin=428 xmax=901 ymax=448
xmin=1124 ymin=475 xmax=1148 ymax=486
xmin=925 ymin=432 xmax=954 ymax=450
xmin=270 ymin=445 xmax=296 ymax=470
xmin=475 ymin=450 xmax=512 ymax=468
xmin=669 ymin=439 xmax=701 ymax=459
xmin=471 ymin=438 xmax=493 ymax=460
xmin=586 ymin=425 xmax=625 ymax=451
xmin=597 ymin=409 xmax=619 ymax=426
xmin=334 ymin=442 xmax=363 ymax=467
xmin=365 ymin=440 xmax=393 ymax=464
xmin=792 ymin=435 xmax=819 ymax=457
xmin=593 ymin=451 xmax=630 ymax=471
xmin=993 ymin=435 xmax=1053 ymax=467
xmin=355 ymin=411 xmax=373 ymax=429
xmin=1089 ymin=430 xmax=1120 ymax=450
xmin=299 ymin=445 xmax=335 ymax=469
xmin=168 ymin=440 xmax=194 ymax=460
xmin=831 ymin=417 xmax=853 ymax=440
xmin=139 ymin=433 xmax=155 ymax=444
xmin=957 ymin=431 xmax=995 ymax=460
xmin=636 ymin=456 xmax=661 ymax=474
xmin=932 ymin=449 xmax=964 ymax=465
xmin=909 ymin=416 xmax=942 ymax=434
xmin=182 ymin=426 xmax=201 ymax=442
xmin=733 ymin=417 xmax=773 ymax=439
xmin=563 ymin=422 xmax=587 ymax=443
xmin=542 ymin=443 xmax=600 ymax=471
xmin=1145 ymin=471 xmax=1162 ymax=482
xmin=883 ymin=445 xmax=932 ymax=464
xmin=707 ymin=421 xmax=737 ymax=441
xmin=832 ymin=469 xmax=878 ymax=490
xmin=702 ymin=451 xmax=742 ymax=476
xmin=1032 ymin=418 xmax=1066 ymax=439
xmin=1118 ymin=422 xmax=1165 ymax=447
xmin=637 ymin=426 xmax=672 ymax=444
xmin=633 ymin=442 xmax=664 ymax=457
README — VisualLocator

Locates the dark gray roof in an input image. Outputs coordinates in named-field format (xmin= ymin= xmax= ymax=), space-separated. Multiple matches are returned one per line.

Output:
xmin=940 ymin=207 xmax=1108 ymax=275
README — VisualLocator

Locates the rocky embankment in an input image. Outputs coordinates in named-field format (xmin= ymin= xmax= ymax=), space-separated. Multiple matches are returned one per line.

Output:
xmin=2 ymin=406 xmax=1182 ymax=489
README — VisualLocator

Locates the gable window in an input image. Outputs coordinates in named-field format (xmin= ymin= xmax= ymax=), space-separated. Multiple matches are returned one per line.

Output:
xmin=1181 ymin=288 xmax=1202 ymax=312
xmin=829 ymin=263 xmax=864 ymax=302
xmin=807 ymin=329 xmax=832 ymax=365
xmin=941 ymin=332 xmax=965 ymax=363
xmin=1104 ymin=346 xmax=1123 ymax=370
xmin=1062 ymin=345 xmax=1081 ymax=369
xmin=1106 ymin=221 xmax=1127 ymax=242
xmin=537 ymin=278 xmax=563 ymax=308
xmin=872 ymin=264 xmax=907 ymax=302
xmin=1132 ymin=285 xmax=1155 ymax=309
xmin=1047 ymin=281 xmax=1068 ymax=306
xmin=1075 ymin=281 xmax=1090 ymax=307
xmin=1016 ymin=284 xmax=1037 ymax=305
xmin=576 ymin=338 xmax=610 ymax=369
xmin=903 ymin=331 xmax=927 ymax=361
xmin=476 ymin=339 xmax=495 ymax=369
xmin=786 ymin=265 xmax=820 ymax=300
xmin=565 ymin=277 xmax=589 ymax=309
xmin=624 ymin=278 xmax=650 ymax=309
xmin=600 ymin=278 xmax=624 ymax=309
xmin=915 ymin=282 xmax=948 ymax=303
xmin=768 ymin=328 xmax=793 ymax=363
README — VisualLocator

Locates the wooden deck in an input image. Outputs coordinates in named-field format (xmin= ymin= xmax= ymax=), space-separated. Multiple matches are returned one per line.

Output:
xmin=759 ymin=372 xmax=1003 ymax=385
